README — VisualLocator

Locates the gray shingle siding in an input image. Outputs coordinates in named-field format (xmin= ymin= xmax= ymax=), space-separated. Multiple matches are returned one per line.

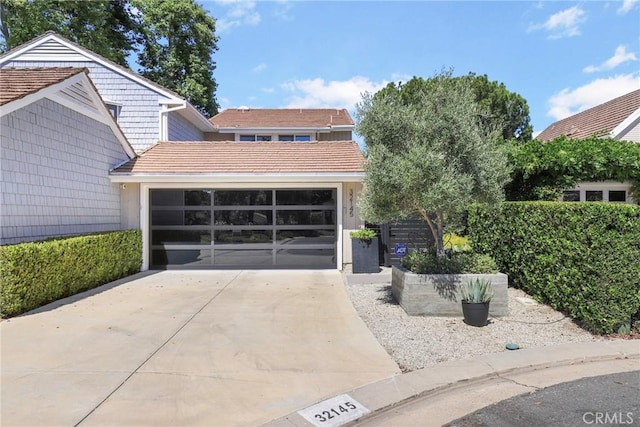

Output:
xmin=0 ymin=98 xmax=129 ymax=245
xmin=168 ymin=111 xmax=204 ymax=141
xmin=3 ymin=60 xmax=168 ymax=152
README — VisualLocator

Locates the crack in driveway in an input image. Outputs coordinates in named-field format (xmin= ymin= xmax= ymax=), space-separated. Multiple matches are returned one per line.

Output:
xmin=73 ymin=271 xmax=242 ymax=427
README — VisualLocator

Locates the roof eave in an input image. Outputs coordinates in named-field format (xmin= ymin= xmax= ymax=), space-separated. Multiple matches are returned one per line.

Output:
xmin=176 ymin=103 xmax=217 ymax=132
xmin=108 ymin=172 xmax=365 ymax=183
xmin=610 ymin=107 xmax=640 ymax=140
xmin=214 ymin=126 xmax=337 ymax=133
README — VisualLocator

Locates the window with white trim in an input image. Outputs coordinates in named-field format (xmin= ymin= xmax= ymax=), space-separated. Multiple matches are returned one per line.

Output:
xmin=239 ymin=135 xmax=272 ymax=142
xmin=561 ymin=182 xmax=632 ymax=203
xmin=278 ymin=135 xmax=312 ymax=141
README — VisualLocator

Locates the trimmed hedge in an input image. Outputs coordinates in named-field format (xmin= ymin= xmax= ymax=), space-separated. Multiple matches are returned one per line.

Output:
xmin=469 ymin=202 xmax=640 ymax=334
xmin=0 ymin=230 xmax=142 ymax=318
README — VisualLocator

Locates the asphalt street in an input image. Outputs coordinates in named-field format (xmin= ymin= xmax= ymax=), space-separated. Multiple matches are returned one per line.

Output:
xmin=445 ymin=371 xmax=640 ymax=427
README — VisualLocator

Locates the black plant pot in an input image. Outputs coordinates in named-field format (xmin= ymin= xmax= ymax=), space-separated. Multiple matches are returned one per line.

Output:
xmin=351 ymin=237 xmax=379 ymax=274
xmin=462 ymin=301 xmax=490 ymax=327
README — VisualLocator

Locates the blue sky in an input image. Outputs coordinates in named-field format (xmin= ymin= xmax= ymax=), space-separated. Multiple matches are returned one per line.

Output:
xmin=205 ymin=0 xmax=639 ymax=138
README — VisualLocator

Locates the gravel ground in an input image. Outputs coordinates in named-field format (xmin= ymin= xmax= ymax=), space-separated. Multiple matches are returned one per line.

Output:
xmin=344 ymin=278 xmax=604 ymax=373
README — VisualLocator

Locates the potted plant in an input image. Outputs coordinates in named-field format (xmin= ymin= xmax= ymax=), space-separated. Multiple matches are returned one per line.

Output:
xmin=460 ymin=277 xmax=493 ymax=327
xmin=350 ymin=228 xmax=379 ymax=274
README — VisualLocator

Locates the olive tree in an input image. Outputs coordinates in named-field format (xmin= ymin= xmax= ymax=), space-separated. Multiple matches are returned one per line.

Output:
xmin=355 ymin=70 xmax=511 ymax=257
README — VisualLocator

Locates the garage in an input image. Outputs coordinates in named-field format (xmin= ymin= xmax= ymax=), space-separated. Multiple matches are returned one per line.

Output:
xmin=149 ymin=188 xmax=337 ymax=268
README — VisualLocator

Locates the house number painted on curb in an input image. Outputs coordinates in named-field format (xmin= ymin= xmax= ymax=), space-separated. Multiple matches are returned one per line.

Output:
xmin=298 ymin=394 xmax=370 ymax=427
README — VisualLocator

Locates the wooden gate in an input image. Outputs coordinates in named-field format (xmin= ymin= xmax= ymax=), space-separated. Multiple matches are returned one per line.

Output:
xmin=370 ymin=219 xmax=435 ymax=267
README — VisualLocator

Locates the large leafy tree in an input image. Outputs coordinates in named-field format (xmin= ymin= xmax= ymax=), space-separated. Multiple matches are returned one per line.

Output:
xmin=356 ymin=70 xmax=511 ymax=257
xmin=0 ymin=0 xmax=140 ymax=66
xmin=0 ymin=0 xmax=218 ymax=116
xmin=133 ymin=0 xmax=219 ymax=117
xmin=376 ymin=73 xmax=532 ymax=142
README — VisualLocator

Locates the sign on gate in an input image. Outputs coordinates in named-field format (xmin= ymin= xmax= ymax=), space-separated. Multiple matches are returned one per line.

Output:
xmin=394 ymin=242 xmax=408 ymax=257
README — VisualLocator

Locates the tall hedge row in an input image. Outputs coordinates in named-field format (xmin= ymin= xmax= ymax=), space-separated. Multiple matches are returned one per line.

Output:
xmin=468 ymin=202 xmax=640 ymax=334
xmin=0 ymin=230 xmax=142 ymax=318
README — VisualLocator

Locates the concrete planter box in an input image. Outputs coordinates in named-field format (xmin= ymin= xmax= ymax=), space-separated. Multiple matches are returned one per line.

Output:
xmin=391 ymin=266 xmax=508 ymax=316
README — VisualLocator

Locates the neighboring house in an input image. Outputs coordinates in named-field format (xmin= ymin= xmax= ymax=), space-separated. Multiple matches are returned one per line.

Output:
xmin=110 ymin=108 xmax=365 ymax=270
xmin=537 ymin=89 xmax=640 ymax=204
xmin=0 ymin=67 xmax=135 ymax=245
xmin=207 ymin=107 xmax=354 ymax=141
xmin=0 ymin=31 xmax=215 ymax=152
xmin=0 ymin=32 xmax=366 ymax=270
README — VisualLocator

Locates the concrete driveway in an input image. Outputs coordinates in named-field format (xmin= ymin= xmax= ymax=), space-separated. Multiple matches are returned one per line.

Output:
xmin=1 ymin=270 xmax=400 ymax=426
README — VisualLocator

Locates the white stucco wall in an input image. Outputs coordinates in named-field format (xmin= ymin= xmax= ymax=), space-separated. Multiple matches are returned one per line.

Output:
xmin=341 ymin=181 xmax=364 ymax=264
xmin=0 ymin=98 xmax=131 ymax=244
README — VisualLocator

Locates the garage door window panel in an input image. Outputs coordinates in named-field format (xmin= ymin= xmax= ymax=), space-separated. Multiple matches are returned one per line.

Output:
xmin=214 ymin=230 xmax=273 ymax=244
xmin=214 ymin=190 xmax=272 ymax=206
xmin=152 ymin=249 xmax=212 ymax=266
xmin=152 ymin=230 xmax=211 ymax=245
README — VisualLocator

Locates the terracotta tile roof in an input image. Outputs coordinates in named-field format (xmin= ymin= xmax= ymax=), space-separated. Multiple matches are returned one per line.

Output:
xmin=112 ymin=141 xmax=365 ymax=174
xmin=537 ymin=89 xmax=640 ymax=141
xmin=210 ymin=108 xmax=354 ymax=128
xmin=0 ymin=67 xmax=86 ymax=105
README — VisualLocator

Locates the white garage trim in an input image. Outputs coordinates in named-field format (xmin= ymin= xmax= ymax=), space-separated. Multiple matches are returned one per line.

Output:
xmin=140 ymin=182 xmax=344 ymax=271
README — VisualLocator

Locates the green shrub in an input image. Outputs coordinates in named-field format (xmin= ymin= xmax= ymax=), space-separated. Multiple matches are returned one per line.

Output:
xmin=505 ymin=136 xmax=640 ymax=202
xmin=469 ymin=202 xmax=640 ymax=334
xmin=444 ymin=233 xmax=471 ymax=252
xmin=350 ymin=228 xmax=377 ymax=240
xmin=403 ymin=250 xmax=498 ymax=274
xmin=0 ymin=230 xmax=142 ymax=318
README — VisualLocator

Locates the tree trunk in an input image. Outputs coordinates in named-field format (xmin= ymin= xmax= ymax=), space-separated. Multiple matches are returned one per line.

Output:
xmin=423 ymin=211 xmax=446 ymax=258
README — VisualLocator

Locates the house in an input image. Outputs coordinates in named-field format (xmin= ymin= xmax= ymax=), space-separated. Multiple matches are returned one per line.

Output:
xmin=206 ymin=108 xmax=355 ymax=142
xmin=537 ymin=89 xmax=640 ymax=203
xmin=0 ymin=67 xmax=135 ymax=245
xmin=0 ymin=31 xmax=215 ymax=153
xmin=110 ymin=108 xmax=365 ymax=270
xmin=0 ymin=33 xmax=366 ymax=270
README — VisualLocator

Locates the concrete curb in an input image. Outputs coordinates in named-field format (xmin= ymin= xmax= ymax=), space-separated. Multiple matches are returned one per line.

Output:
xmin=261 ymin=340 xmax=640 ymax=426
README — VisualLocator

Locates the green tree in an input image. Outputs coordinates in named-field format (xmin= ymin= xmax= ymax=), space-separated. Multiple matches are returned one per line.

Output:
xmin=0 ymin=0 xmax=139 ymax=66
xmin=0 ymin=0 xmax=219 ymax=116
xmin=356 ymin=70 xmax=511 ymax=257
xmin=377 ymin=73 xmax=532 ymax=142
xmin=133 ymin=0 xmax=219 ymax=117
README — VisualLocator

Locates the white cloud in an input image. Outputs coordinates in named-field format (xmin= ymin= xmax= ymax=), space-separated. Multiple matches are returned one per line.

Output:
xmin=274 ymin=0 xmax=294 ymax=21
xmin=547 ymin=73 xmax=640 ymax=120
xmin=262 ymin=87 xmax=275 ymax=94
xmin=280 ymin=76 xmax=390 ymax=109
xmin=215 ymin=0 xmax=261 ymax=33
xmin=584 ymin=45 xmax=638 ymax=73
xmin=618 ymin=0 xmax=639 ymax=14
xmin=253 ymin=63 xmax=267 ymax=73
xmin=528 ymin=6 xmax=587 ymax=39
